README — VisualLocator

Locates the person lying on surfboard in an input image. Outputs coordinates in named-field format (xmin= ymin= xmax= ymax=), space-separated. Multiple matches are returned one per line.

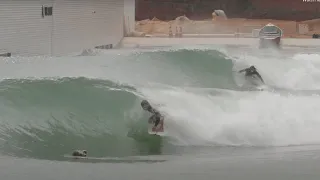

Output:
xmin=238 ymin=65 xmax=264 ymax=84
xmin=72 ymin=150 xmax=87 ymax=157
xmin=140 ymin=100 xmax=163 ymax=129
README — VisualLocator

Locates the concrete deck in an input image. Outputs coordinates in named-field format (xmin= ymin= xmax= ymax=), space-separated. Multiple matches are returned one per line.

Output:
xmin=120 ymin=37 xmax=320 ymax=48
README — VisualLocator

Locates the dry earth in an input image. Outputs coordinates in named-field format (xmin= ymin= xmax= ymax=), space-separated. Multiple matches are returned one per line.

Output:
xmin=134 ymin=16 xmax=320 ymax=38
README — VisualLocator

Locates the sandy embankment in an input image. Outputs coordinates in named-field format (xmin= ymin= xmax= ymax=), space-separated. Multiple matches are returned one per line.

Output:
xmin=133 ymin=15 xmax=319 ymax=38
xmin=121 ymin=14 xmax=320 ymax=47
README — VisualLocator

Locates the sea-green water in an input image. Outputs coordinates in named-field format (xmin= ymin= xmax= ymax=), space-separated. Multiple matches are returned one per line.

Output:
xmin=1 ymin=46 xmax=320 ymax=180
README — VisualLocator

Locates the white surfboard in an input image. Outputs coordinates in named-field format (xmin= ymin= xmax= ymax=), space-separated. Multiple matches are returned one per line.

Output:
xmin=148 ymin=120 xmax=166 ymax=136
xmin=256 ymin=84 xmax=268 ymax=90
xmin=247 ymin=75 xmax=263 ymax=86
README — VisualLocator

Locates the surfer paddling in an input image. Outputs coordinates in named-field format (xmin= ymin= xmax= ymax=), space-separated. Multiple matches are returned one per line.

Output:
xmin=238 ymin=65 xmax=264 ymax=84
xmin=72 ymin=150 xmax=87 ymax=157
xmin=140 ymin=100 xmax=164 ymax=131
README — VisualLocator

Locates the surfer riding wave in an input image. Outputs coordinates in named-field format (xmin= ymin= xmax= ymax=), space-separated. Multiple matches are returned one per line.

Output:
xmin=238 ymin=65 xmax=265 ymax=85
xmin=140 ymin=100 xmax=164 ymax=130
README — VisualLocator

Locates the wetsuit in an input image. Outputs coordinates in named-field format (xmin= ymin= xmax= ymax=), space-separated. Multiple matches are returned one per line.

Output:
xmin=239 ymin=66 xmax=264 ymax=83
xmin=148 ymin=111 xmax=163 ymax=127
xmin=141 ymin=100 xmax=163 ymax=128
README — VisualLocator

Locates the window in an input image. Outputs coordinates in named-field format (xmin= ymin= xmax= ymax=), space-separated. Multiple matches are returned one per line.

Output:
xmin=262 ymin=26 xmax=281 ymax=34
xmin=45 ymin=7 xmax=53 ymax=16
xmin=42 ymin=6 xmax=53 ymax=18
xmin=95 ymin=44 xmax=113 ymax=50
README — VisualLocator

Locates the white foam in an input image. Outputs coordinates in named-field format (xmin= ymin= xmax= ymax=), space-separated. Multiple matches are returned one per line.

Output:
xmin=228 ymin=50 xmax=320 ymax=90
xmin=140 ymin=86 xmax=320 ymax=147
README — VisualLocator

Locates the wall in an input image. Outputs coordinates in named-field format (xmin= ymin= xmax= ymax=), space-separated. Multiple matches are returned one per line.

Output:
xmin=124 ymin=0 xmax=135 ymax=36
xmin=52 ymin=0 xmax=124 ymax=56
xmin=298 ymin=24 xmax=309 ymax=35
xmin=0 ymin=0 xmax=126 ymax=57
xmin=0 ymin=0 xmax=53 ymax=56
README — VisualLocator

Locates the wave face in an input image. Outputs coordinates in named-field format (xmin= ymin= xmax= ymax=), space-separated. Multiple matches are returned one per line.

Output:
xmin=0 ymin=78 xmax=167 ymax=160
xmin=1 ymin=47 xmax=320 ymax=161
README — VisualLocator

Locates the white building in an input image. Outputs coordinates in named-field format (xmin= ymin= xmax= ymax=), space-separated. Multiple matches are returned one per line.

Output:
xmin=0 ymin=0 xmax=135 ymax=56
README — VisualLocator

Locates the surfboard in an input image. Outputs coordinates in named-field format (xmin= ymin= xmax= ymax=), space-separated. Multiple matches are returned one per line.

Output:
xmin=247 ymin=75 xmax=263 ymax=86
xmin=148 ymin=120 xmax=165 ymax=136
